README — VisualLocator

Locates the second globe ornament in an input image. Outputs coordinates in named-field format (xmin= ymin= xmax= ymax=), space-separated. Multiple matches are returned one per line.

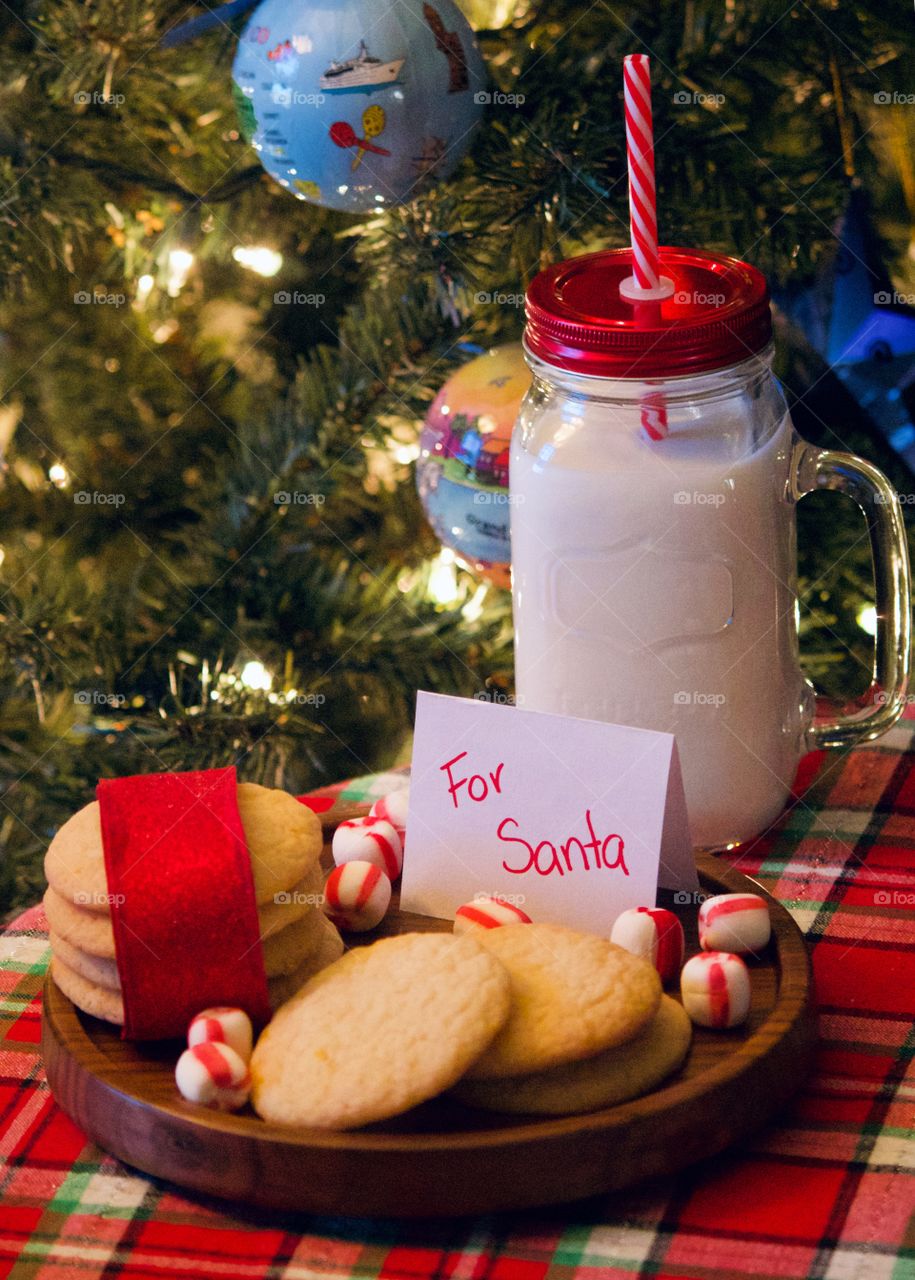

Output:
xmin=233 ymin=0 xmax=486 ymax=213
xmin=417 ymin=343 xmax=531 ymax=589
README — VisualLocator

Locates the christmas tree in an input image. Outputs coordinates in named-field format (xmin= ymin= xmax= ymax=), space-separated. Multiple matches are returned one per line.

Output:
xmin=0 ymin=0 xmax=913 ymax=912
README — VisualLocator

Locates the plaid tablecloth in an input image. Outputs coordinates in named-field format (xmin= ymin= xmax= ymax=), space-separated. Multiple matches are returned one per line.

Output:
xmin=1 ymin=740 xmax=914 ymax=1280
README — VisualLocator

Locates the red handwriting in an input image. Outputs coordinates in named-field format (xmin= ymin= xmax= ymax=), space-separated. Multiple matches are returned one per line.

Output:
xmin=440 ymin=752 xmax=505 ymax=809
xmin=498 ymin=810 xmax=629 ymax=877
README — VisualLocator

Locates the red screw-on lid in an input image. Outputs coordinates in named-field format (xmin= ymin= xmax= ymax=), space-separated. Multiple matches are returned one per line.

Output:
xmin=524 ymin=246 xmax=772 ymax=378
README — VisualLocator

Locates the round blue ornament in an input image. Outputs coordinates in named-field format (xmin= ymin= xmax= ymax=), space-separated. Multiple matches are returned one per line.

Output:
xmin=233 ymin=0 xmax=486 ymax=213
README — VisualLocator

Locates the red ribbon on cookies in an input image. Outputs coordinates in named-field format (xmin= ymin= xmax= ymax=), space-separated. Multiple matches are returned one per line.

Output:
xmin=97 ymin=767 xmax=271 ymax=1040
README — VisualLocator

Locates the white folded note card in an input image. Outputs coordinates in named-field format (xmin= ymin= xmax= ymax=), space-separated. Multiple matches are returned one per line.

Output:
xmin=400 ymin=692 xmax=698 ymax=936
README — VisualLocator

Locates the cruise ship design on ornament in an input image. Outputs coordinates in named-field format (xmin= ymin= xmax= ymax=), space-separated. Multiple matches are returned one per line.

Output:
xmin=320 ymin=41 xmax=405 ymax=93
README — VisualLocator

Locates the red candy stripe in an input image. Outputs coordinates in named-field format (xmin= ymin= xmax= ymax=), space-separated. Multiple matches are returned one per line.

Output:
xmin=364 ymin=829 xmax=400 ymax=880
xmin=98 ymin=767 xmax=271 ymax=1041
xmin=637 ymin=907 xmax=682 ymax=979
xmin=455 ymin=906 xmax=511 ymax=926
xmin=706 ymin=957 xmax=731 ymax=1028
xmin=191 ymin=1041 xmax=236 ymax=1088
xmin=325 ymin=863 xmax=383 ymax=912
xmin=702 ymin=894 xmax=763 ymax=922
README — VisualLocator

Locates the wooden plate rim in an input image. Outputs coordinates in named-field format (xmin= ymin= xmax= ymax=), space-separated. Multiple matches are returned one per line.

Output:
xmin=42 ymin=852 xmax=811 ymax=1151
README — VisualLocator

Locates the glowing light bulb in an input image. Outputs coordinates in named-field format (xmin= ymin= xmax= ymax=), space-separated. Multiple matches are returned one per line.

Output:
xmin=48 ymin=463 xmax=69 ymax=489
xmin=166 ymin=249 xmax=194 ymax=297
xmin=393 ymin=441 xmax=420 ymax=465
xmin=856 ymin=604 xmax=878 ymax=637
xmin=240 ymin=660 xmax=272 ymax=691
xmin=462 ymin=584 xmax=488 ymax=622
xmin=232 ymin=246 xmax=283 ymax=278
xmin=428 ymin=549 xmax=459 ymax=605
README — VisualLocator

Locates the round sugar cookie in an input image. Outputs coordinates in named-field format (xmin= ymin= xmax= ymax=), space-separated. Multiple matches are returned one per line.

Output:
xmin=43 ymin=862 xmax=324 ymax=962
xmin=267 ymin=920 xmax=345 ymax=1009
xmin=50 ymin=903 xmax=339 ymax=988
xmin=261 ymin=908 xmax=341 ymax=977
xmin=465 ymin=923 xmax=662 ymax=1080
xmin=50 ymin=931 xmax=120 ymax=991
xmin=51 ymin=921 xmax=344 ymax=1027
xmin=44 ymin=782 xmax=323 ymax=911
xmin=51 ymin=954 xmax=126 ymax=1024
xmin=251 ymin=932 xmax=512 ymax=1130
xmin=452 ymin=996 xmax=692 ymax=1115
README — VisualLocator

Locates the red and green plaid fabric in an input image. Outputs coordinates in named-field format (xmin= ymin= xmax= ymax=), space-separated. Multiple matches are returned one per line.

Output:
xmin=1 ymin=743 xmax=914 ymax=1280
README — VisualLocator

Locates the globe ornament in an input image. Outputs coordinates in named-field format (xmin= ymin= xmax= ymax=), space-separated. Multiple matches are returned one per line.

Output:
xmin=417 ymin=343 xmax=531 ymax=589
xmin=232 ymin=0 xmax=486 ymax=213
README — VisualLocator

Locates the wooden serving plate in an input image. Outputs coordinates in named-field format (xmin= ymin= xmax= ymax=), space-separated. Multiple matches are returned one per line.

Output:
xmin=42 ymin=801 xmax=816 ymax=1218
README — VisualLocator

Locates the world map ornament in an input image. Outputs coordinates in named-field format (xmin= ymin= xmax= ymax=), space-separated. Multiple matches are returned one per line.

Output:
xmin=232 ymin=0 xmax=486 ymax=213
xmin=417 ymin=343 xmax=531 ymax=589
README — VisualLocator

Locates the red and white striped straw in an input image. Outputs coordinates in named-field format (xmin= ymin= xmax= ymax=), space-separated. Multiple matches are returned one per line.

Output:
xmin=624 ymin=53 xmax=660 ymax=291
xmin=623 ymin=53 xmax=668 ymax=440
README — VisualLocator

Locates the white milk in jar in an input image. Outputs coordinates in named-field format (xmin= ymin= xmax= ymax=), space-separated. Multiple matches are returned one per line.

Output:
xmin=511 ymin=248 xmax=911 ymax=848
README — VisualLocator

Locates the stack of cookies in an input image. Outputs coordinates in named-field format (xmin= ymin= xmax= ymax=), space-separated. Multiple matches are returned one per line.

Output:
xmin=250 ymin=923 xmax=692 ymax=1130
xmin=44 ymin=783 xmax=343 ymax=1025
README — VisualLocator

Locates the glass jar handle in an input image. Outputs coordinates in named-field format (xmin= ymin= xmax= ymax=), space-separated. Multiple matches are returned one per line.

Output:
xmin=793 ymin=442 xmax=911 ymax=748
